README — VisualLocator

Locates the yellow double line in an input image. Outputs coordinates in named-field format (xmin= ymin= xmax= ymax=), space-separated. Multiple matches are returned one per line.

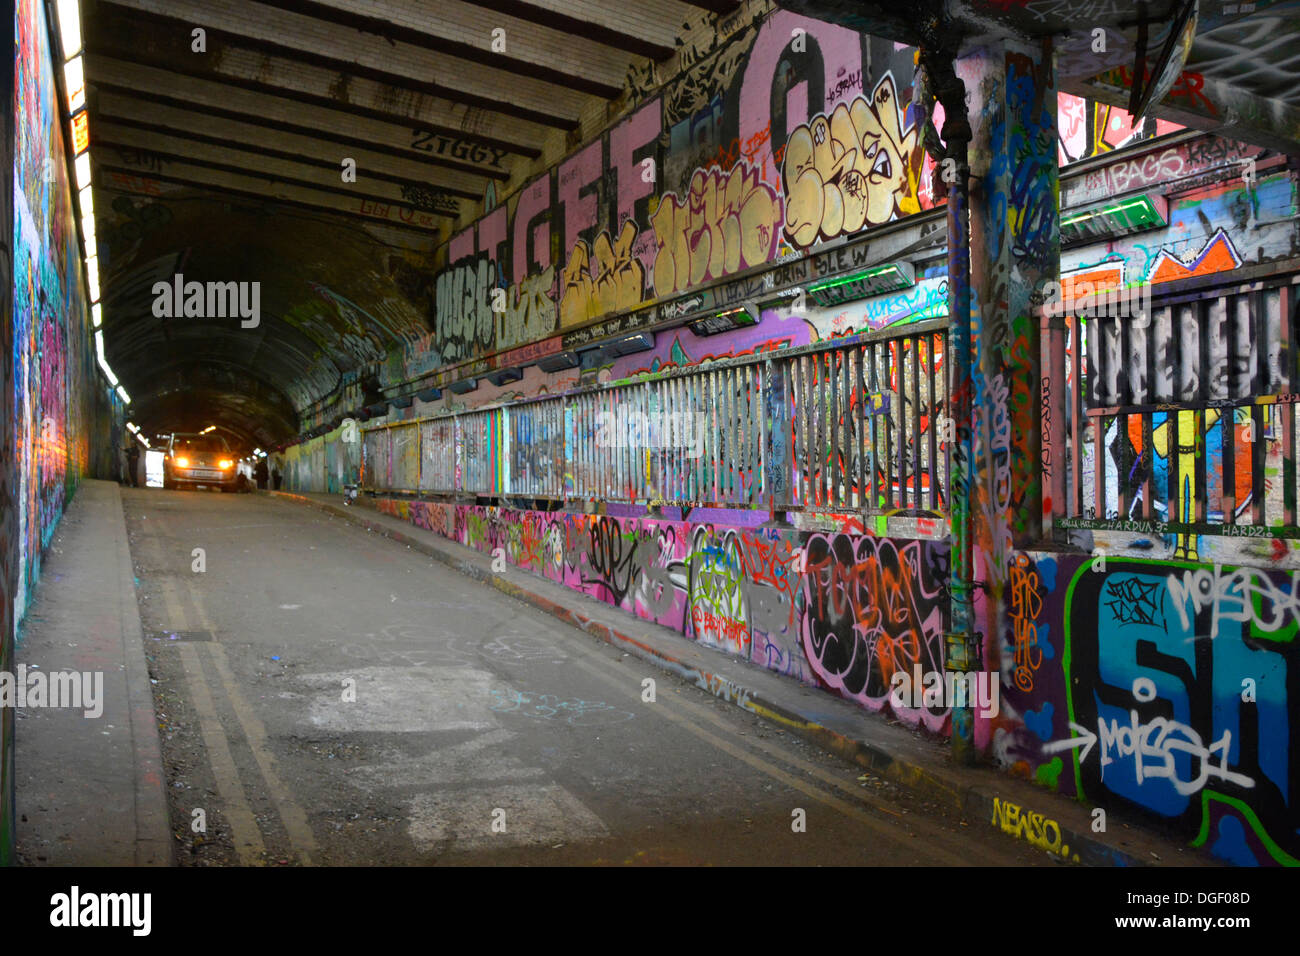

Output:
xmin=150 ymin=534 xmax=318 ymax=866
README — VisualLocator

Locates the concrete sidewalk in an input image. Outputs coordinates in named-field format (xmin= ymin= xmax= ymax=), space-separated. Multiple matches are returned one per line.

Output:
xmin=270 ymin=488 xmax=1213 ymax=868
xmin=14 ymin=479 xmax=171 ymax=865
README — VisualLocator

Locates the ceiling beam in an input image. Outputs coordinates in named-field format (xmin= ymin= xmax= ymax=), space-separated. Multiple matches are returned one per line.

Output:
xmin=98 ymin=0 xmax=584 ymax=130
xmin=85 ymin=23 xmax=547 ymax=160
xmin=679 ymin=0 xmax=743 ymax=14
xmin=248 ymin=0 xmax=626 ymax=98
xmin=94 ymin=133 xmax=465 ymax=219
xmin=88 ymin=59 xmax=517 ymax=181
xmin=94 ymin=101 xmax=485 ymax=201
xmin=95 ymin=162 xmax=447 ymax=237
xmin=453 ymin=0 xmax=677 ymax=60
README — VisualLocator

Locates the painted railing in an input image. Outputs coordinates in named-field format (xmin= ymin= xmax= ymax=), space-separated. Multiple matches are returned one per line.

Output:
xmin=1053 ymin=276 xmax=1300 ymax=539
xmin=361 ymin=318 xmax=949 ymax=518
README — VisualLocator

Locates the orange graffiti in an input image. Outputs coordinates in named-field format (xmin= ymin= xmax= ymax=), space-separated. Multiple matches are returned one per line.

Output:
xmin=1009 ymin=554 xmax=1043 ymax=692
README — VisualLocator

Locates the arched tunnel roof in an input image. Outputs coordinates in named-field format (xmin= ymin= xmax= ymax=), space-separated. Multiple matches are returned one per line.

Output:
xmin=86 ymin=0 xmax=732 ymax=449
xmin=97 ymin=186 xmax=437 ymax=449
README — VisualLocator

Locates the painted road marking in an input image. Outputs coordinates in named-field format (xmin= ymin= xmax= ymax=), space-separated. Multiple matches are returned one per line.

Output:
xmin=187 ymin=586 xmax=320 ymax=865
xmin=204 ymin=645 xmax=319 ymax=865
xmin=347 ymin=729 xmax=548 ymax=787
xmin=408 ymin=784 xmax=609 ymax=855
xmin=300 ymin=666 xmax=503 ymax=733
xmin=146 ymin=512 xmax=317 ymax=864
xmin=176 ymin=642 xmax=267 ymax=865
xmin=151 ymin=563 xmax=267 ymax=866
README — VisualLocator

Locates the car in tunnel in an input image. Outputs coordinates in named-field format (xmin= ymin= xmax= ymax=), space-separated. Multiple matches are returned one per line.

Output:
xmin=162 ymin=433 xmax=239 ymax=491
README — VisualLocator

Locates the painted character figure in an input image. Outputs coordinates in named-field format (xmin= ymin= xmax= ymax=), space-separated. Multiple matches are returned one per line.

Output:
xmin=782 ymin=73 xmax=919 ymax=248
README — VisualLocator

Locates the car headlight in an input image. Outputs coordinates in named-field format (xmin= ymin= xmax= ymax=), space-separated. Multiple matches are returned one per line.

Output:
xmin=175 ymin=456 xmax=190 ymax=468
xmin=218 ymin=459 xmax=233 ymax=469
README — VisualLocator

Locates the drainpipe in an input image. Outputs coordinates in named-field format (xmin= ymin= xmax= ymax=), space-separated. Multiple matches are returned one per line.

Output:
xmin=919 ymin=37 xmax=979 ymax=766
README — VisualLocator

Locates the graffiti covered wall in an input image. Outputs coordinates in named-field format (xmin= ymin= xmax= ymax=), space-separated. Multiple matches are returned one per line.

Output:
xmin=275 ymin=1 xmax=1298 ymax=870
xmin=13 ymin=0 xmax=104 ymax=619
xmin=384 ymin=8 xmax=939 ymax=386
xmin=374 ymin=499 xmax=952 ymax=732
xmin=991 ymin=552 xmax=1297 ymax=867
xmin=283 ymin=421 xmax=361 ymax=494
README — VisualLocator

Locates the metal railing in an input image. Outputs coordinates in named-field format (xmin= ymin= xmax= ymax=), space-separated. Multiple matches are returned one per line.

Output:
xmin=1056 ymin=277 xmax=1300 ymax=537
xmin=361 ymin=318 xmax=949 ymax=518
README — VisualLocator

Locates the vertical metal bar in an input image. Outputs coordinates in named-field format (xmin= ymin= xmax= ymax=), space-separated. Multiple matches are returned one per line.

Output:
xmin=827 ymin=349 xmax=839 ymax=508
xmin=1094 ymin=414 xmax=1105 ymax=519
xmin=822 ymin=351 xmax=832 ymax=508
xmin=790 ymin=356 xmax=800 ymax=509
xmin=841 ymin=346 xmax=852 ymax=509
xmin=606 ymin=392 xmax=614 ymax=500
xmin=928 ymin=332 xmax=939 ymax=512
xmin=729 ymin=364 xmax=740 ymax=503
xmin=688 ymin=373 xmax=697 ymax=503
xmin=811 ymin=352 xmax=821 ymax=508
xmin=1118 ymin=314 xmax=1131 ymax=407
xmin=585 ymin=396 xmax=592 ymax=500
xmin=713 ymin=370 xmax=724 ymax=504
xmin=616 ymin=389 xmax=625 ymax=501
xmin=741 ymin=364 xmax=751 ymax=504
xmin=1277 ymin=286 xmax=1296 ymax=527
xmin=1117 ymin=412 xmax=1130 ymax=520
xmin=677 ymin=375 xmax=686 ymax=502
xmin=624 ymin=386 xmax=632 ymax=501
xmin=787 ymin=358 xmax=798 ymax=508
xmin=723 ymin=365 xmax=734 ymax=503
xmin=810 ymin=352 xmax=819 ymax=508
xmin=911 ymin=333 xmax=923 ymax=510
xmin=1093 ymin=312 xmax=1106 ymax=409
xmin=1251 ymin=404 xmax=1266 ymax=525
xmin=869 ymin=342 xmax=881 ymax=511
xmin=854 ymin=345 xmax=866 ymax=509
xmin=664 ymin=378 xmax=674 ymax=502
xmin=1221 ymin=403 xmax=1237 ymax=526
xmin=745 ymin=364 xmax=757 ymax=504
xmin=1072 ymin=316 xmax=1084 ymax=516
xmin=824 ymin=350 xmax=834 ymax=508
xmin=1141 ymin=409 xmax=1154 ymax=521
xmin=1167 ymin=406 xmax=1180 ymax=525
xmin=892 ymin=340 xmax=904 ymax=510
xmin=1285 ymin=401 xmax=1297 ymax=528
xmin=1193 ymin=408 xmax=1207 ymax=524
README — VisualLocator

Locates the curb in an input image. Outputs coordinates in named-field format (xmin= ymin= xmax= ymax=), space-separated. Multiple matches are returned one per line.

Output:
xmin=270 ymin=489 xmax=1193 ymax=868
xmin=108 ymin=483 xmax=173 ymax=865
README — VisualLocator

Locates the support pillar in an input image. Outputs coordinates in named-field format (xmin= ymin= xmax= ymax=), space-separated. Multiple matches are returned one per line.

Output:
xmin=951 ymin=37 xmax=1060 ymax=759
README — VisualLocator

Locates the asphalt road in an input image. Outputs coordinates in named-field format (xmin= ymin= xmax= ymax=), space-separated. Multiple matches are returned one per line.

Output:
xmin=121 ymin=487 xmax=1052 ymax=866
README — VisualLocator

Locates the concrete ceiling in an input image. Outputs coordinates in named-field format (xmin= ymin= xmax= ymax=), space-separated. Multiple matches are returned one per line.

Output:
xmin=778 ymin=0 xmax=1300 ymax=156
xmin=85 ymin=0 xmax=742 ymax=449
